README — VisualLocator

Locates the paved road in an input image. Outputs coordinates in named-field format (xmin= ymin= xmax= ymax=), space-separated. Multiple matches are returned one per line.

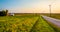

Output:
xmin=42 ymin=15 xmax=60 ymax=28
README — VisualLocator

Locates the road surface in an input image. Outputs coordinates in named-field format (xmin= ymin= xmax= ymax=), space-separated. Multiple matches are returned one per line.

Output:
xmin=42 ymin=15 xmax=60 ymax=28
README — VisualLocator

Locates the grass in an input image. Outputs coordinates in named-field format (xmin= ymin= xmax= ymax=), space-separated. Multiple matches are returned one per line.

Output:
xmin=0 ymin=15 xmax=57 ymax=32
xmin=0 ymin=16 xmax=39 ymax=32
xmin=30 ymin=16 xmax=55 ymax=32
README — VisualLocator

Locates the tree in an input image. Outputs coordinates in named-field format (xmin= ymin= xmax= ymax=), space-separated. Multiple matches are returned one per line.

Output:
xmin=0 ymin=9 xmax=8 ymax=16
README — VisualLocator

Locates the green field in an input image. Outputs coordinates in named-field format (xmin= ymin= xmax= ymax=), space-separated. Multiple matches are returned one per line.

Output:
xmin=41 ymin=13 xmax=60 ymax=19
xmin=0 ymin=15 xmax=58 ymax=32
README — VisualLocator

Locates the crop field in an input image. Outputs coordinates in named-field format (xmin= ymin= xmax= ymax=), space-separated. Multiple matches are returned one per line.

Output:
xmin=49 ymin=14 xmax=60 ymax=19
xmin=41 ymin=13 xmax=60 ymax=19
xmin=0 ymin=15 xmax=58 ymax=32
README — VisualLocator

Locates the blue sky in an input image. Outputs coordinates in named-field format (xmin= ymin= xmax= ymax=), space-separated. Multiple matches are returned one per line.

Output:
xmin=0 ymin=0 xmax=42 ymax=8
xmin=0 ymin=0 xmax=25 ymax=9
xmin=0 ymin=0 xmax=60 ymax=13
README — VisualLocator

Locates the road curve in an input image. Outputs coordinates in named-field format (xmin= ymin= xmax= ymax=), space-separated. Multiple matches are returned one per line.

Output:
xmin=41 ymin=15 xmax=60 ymax=28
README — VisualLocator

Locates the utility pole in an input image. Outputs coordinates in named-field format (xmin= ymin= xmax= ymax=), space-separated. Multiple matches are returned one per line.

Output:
xmin=49 ymin=5 xmax=51 ymax=17
xmin=48 ymin=0 xmax=56 ymax=17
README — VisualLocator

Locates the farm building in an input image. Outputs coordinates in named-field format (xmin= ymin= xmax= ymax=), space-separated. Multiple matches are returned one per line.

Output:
xmin=9 ymin=13 xmax=14 ymax=16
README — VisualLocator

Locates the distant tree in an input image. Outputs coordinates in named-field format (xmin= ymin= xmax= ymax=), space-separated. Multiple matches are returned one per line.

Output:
xmin=0 ymin=10 xmax=5 ymax=16
xmin=5 ymin=9 xmax=8 ymax=16
xmin=2 ymin=10 xmax=6 ymax=16
xmin=0 ymin=9 xmax=8 ymax=16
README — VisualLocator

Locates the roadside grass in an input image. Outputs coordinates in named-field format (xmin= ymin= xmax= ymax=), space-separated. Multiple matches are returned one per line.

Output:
xmin=30 ymin=16 xmax=55 ymax=32
xmin=42 ymin=16 xmax=60 ymax=32
xmin=41 ymin=14 xmax=60 ymax=32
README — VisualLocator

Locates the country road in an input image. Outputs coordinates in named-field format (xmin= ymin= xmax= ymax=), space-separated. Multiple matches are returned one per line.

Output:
xmin=42 ymin=15 xmax=60 ymax=28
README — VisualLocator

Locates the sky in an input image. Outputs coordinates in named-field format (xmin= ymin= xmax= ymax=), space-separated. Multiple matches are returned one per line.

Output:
xmin=0 ymin=0 xmax=60 ymax=13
